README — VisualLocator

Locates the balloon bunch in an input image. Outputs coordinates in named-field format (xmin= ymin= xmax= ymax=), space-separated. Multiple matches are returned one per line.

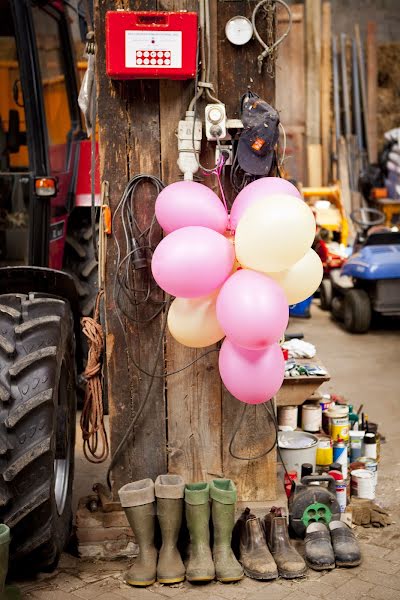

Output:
xmin=152 ymin=178 xmax=323 ymax=405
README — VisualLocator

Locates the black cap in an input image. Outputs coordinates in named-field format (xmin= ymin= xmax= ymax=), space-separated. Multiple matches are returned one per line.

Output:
xmin=329 ymin=462 xmax=342 ymax=472
xmin=237 ymin=92 xmax=280 ymax=176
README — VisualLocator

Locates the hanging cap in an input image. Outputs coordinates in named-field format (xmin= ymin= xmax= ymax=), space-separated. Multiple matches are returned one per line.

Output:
xmin=237 ymin=92 xmax=280 ymax=176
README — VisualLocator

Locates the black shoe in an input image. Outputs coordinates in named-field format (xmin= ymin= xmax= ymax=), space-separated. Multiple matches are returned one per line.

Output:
xmin=304 ymin=523 xmax=335 ymax=571
xmin=329 ymin=521 xmax=362 ymax=567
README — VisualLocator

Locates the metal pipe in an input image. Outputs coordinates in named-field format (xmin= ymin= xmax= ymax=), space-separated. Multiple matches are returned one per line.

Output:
xmin=352 ymin=38 xmax=363 ymax=152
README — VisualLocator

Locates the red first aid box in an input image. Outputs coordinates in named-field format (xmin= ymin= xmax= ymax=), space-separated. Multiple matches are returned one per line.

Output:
xmin=106 ymin=11 xmax=198 ymax=80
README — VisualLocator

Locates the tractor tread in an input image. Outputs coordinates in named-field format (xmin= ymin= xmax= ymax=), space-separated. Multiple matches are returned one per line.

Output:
xmin=0 ymin=292 xmax=76 ymax=571
xmin=4 ymin=482 xmax=51 ymax=528
xmin=2 ymin=436 xmax=51 ymax=482
xmin=0 ymin=335 xmax=15 ymax=355
xmin=5 ymin=389 xmax=53 ymax=428
xmin=15 ymin=316 xmax=61 ymax=336
xmin=9 ymin=347 xmax=57 ymax=377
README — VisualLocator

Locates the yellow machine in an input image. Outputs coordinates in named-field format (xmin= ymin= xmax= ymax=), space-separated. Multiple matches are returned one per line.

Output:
xmin=302 ymin=183 xmax=350 ymax=247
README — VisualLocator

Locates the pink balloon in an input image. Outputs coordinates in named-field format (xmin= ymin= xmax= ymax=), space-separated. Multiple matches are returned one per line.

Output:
xmin=219 ymin=339 xmax=285 ymax=404
xmin=216 ymin=270 xmax=289 ymax=350
xmin=156 ymin=181 xmax=228 ymax=234
xmin=230 ymin=177 xmax=301 ymax=231
xmin=152 ymin=226 xmax=235 ymax=298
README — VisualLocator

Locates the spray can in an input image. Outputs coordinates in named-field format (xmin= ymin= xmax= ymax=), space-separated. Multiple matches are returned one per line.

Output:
xmin=333 ymin=439 xmax=348 ymax=479
xmin=335 ymin=479 xmax=347 ymax=512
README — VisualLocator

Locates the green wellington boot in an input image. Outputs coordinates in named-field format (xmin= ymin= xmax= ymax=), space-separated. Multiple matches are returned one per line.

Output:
xmin=119 ymin=479 xmax=158 ymax=587
xmin=210 ymin=479 xmax=244 ymax=583
xmin=185 ymin=482 xmax=215 ymax=582
xmin=155 ymin=474 xmax=186 ymax=584
xmin=0 ymin=524 xmax=21 ymax=600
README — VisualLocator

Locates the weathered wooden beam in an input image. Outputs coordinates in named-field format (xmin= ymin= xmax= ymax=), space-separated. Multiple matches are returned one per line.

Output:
xmin=367 ymin=21 xmax=378 ymax=163
xmin=305 ymin=0 xmax=322 ymax=186
xmin=321 ymin=2 xmax=331 ymax=184
xmin=95 ymin=0 xmax=167 ymax=496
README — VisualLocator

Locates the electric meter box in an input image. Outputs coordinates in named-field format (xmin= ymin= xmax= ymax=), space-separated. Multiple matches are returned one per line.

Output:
xmin=106 ymin=11 xmax=198 ymax=80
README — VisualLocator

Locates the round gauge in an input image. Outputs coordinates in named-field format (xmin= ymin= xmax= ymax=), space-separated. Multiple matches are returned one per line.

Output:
xmin=225 ymin=16 xmax=253 ymax=46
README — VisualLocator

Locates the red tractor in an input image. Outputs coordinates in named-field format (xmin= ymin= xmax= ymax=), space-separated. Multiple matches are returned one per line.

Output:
xmin=0 ymin=0 xmax=98 ymax=572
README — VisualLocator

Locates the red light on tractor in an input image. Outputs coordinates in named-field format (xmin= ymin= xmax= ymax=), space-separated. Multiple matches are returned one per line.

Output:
xmin=35 ymin=177 xmax=56 ymax=197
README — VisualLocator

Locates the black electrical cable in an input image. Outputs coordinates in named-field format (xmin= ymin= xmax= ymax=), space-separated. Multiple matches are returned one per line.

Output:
xmin=228 ymin=401 xmax=277 ymax=461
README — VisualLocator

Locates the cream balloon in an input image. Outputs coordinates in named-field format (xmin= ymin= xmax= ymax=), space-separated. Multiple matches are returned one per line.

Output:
xmin=167 ymin=291 xmax=225 ymax=348
xmin=235 ymin=194 xmax=316 ymax=272
xmin=266 ymin=249 xmax=323 ymax=305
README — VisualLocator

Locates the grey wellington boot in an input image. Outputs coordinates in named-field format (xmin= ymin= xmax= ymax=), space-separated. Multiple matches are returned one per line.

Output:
xmin=0 ymin=524 xmax=21 ymax=600
xmin=119 ymin=479 xmax=158 ymax=586
xmin=185 ymin=482 xmax=215 ymax=582
xmin=155 ymin=474 xmax=186 ymax=584
xmin=210 ymin=479 xmax=244 ymax=583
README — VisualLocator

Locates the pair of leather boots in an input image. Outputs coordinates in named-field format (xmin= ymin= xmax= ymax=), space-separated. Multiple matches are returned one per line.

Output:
xmin=118 ymin=475 xmax=243 ymax=587
xmin=234 ymin=507 xmax=306 ymax=580
xmin=305 ymin=521 xmax=361 ymax=570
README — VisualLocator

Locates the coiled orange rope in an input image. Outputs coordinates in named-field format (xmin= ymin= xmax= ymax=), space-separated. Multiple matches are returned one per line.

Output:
xmin=80 ymin=291 xmax=109 ymax=463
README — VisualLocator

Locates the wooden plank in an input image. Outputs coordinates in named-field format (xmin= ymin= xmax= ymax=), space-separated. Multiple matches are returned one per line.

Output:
xmin=305 ymin=0 xmax=322 ymax=185
xmin=321 ymin=2 xmax=331 ymax=184
xmin=96 ymin=0 xmax=167 ymax=496
xmin=367 ymin=21 xmax=378 ymax=163
xmin=159 ymin=0 xmax=223 ymax=484
xmin=276 ymin=4 xmax=306 ymax=182
xmin=217 ymin=0 xmax=276 ymax=501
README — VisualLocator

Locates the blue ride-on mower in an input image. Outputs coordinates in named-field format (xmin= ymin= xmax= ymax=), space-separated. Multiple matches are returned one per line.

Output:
xmin=320 ymin=207 xmax=400 ymax=333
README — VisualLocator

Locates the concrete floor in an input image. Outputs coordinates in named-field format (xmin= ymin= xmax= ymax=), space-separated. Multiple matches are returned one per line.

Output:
xmin=12 ymin=304 xmax=400 ymax=599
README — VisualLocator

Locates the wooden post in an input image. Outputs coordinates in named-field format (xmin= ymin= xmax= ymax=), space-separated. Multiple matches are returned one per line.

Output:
xmin=367 ymin=21 xmax=378 ymax=163
xmin=96 ymin=0 xmax=277 ymax=500
xmin=305 ymin=0 xmax=322 ymax=186
xmin=320 ymin=2 xmax=331 ymax=184
xmin=276 ymin=4 xmax=306 ymax=183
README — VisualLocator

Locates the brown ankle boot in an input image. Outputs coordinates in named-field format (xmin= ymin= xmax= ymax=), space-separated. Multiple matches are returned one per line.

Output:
xmin=263 ymin=508 xmax=306 ymax=579
xmin=233 ymin=508 xmax=278 ymax=580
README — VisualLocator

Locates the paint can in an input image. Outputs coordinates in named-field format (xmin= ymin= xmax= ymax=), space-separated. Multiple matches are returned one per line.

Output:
xmin=278 ymin=405 xmax=298 ymax=430
xmin=333 ymin=439 xmax=348 ymax=479
xmin=302 ymin=404 xmax=322 ymax=433
xmin=351 ymin=469 xmax=375 ymax=500
xmin=358 ymin=456 xmax=378 ymax=487
xmin=335 ymin=479 xmax=347 ymax=512
xmin=321 ymin=396 xmax=335 ymax=434
xmin=363 ymin=432 xmax=377 ymax=459
xmin=349 ymin=430 xmax=365 ymax=462
xmin=327 ymin=406 xmax=349 ymax=442
xmin=316 ymin=437 xmax=333 ymax=466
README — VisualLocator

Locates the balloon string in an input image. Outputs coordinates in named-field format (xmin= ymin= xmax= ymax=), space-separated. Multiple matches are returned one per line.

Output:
xmin=202 ymin=155 xmax=228 ymax=215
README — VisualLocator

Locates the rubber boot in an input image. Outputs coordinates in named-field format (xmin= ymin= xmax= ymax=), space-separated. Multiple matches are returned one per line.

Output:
xmin=0 ymin=524 xmax=20 ymax=600
xmin=263 ymin=508 xmax=306 ymax=578
xmin=119 ymin=479 xmax=158 ymax=587
xmin=155 ymin=474 xmax=185 ymax=584
xmin=210 ymin=479 xmax=244 ymax=583
xmin=185 ymin=482 xmax=215 ymax=582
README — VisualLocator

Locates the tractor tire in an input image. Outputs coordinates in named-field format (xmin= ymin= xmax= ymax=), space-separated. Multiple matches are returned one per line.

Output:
xmin=319 ymin=279 xmax=332 ymax=311
xmin=0 ymin=293 xmax=76 ymax=573
xmin=343 ymin=289 xmax=372 ymax=333
xmin=64 ymin=223 xmax=98 ymax=318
